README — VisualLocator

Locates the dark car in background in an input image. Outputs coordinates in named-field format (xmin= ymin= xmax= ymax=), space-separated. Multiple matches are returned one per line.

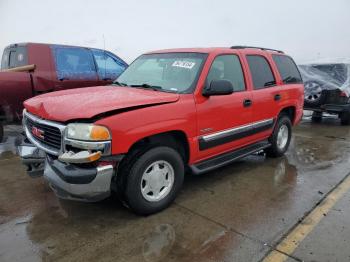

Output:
xmin=299 ymin=63 xmax=350 ymax=125
xmin=0 ymin=43 xmax=128 ymax=141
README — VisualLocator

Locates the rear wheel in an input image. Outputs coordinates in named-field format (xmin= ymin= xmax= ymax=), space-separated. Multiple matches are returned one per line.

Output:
xmin=121 ymin=146 xmax=184 ymax=215
xmin=340 ymin=112 xmax=350 ymax=125
xmin=265 ymin=115 xmax=292 ymax=158
xmin=0 ymin=122 xmax=3 ymax=143
xmin=311 ymin=111 xmax=322 ymax=123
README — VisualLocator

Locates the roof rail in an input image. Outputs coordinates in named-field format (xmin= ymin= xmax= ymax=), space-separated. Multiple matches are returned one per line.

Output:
xmin=230 ymin=46 xmax=284 ymax=54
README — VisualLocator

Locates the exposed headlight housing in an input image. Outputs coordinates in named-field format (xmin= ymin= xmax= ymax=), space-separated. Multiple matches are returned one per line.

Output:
xmin=66 ymin=124 xmax=111 ymax=141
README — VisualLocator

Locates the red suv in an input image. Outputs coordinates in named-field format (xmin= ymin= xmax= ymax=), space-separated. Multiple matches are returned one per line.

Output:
xmin=19 ymin=46 xmax=304 ymax=215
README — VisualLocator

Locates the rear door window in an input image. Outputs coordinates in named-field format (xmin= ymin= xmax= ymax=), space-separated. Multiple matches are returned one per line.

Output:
xmin=53 ymin=47 xmax=97 ymax=80
xmin=272 ymin=55 xmax=302 ymax=84
xmin=246 ymin=55 xmax=276 ymax=89
xmin=206 ymin=54 xmax=246 ymax=91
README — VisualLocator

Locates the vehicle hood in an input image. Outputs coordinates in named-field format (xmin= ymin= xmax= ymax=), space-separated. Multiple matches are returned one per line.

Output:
xmin=24 ymin=86 xmax=180 ymax=122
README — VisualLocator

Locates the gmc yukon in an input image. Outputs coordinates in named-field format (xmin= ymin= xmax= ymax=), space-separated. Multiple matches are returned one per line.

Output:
xmin=19 ymin=46 xmax=304 ymax=215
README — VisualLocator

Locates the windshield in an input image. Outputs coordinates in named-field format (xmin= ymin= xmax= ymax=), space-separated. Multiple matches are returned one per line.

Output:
xmin=116 ymin=52 xmax=207 ymax=93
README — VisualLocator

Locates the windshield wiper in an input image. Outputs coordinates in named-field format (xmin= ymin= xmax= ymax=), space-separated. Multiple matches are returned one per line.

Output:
xmin=112 ymin=81 xmax=128 ymax=86
xmin=130 ymin=83 xmax=163 ymax=91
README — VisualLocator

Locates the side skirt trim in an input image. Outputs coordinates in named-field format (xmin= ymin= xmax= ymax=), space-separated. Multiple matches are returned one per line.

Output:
xmin=199 ymin=118 xmax=274 ymax=150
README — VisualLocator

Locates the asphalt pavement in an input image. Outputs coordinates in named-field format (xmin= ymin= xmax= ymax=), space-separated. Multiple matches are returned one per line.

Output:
xmin=1 ymin=116 xmax=350 ymax=262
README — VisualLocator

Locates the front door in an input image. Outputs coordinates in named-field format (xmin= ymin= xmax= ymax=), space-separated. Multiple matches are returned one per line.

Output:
xmin=195 ymin=54 xmax=254 ymax=161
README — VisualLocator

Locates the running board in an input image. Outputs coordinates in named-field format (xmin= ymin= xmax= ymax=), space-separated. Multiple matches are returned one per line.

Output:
xmin=190 ymin=140 xmax=271 ymax=175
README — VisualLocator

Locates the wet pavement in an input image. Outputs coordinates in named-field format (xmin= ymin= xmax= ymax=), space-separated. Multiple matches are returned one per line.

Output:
xmin=1 ymin=117 xmax=350 ymax=262
xmin=287 ymin=186 xmax=350 ymax=262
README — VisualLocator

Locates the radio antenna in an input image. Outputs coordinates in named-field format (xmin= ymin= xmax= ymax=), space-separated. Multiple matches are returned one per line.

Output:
xmin=103 ymin=34 xmax=106 ymax=80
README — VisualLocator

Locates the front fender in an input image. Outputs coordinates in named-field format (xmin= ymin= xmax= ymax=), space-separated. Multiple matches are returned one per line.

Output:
xmin=95 ymin=95 xmax=197 ymax=156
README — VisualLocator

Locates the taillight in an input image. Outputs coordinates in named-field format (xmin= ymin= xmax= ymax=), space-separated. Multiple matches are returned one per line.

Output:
xmin=340 ymin=91 xmax=348 ymax=97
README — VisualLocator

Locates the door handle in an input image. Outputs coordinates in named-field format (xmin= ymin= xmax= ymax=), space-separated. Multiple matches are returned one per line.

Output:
xmin=274 ymin=94 xmax=281 ymax=101
xmin=243 ymin=99 xmax=252 ymax=107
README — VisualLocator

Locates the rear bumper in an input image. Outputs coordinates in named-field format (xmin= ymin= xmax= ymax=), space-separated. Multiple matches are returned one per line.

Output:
xmin=323 ymin=103 xmax=350 ymax=113
xmin=44 ymin=157 xmax=114 ymax=202
xmin=305 ymin=103 xmax=350 ymax=114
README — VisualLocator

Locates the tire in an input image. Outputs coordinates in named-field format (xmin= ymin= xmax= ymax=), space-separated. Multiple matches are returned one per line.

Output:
xmin=340 ymin=112 xmax=350 ymax=126
xmin=121 ymin=146 xmax=184 ymax=215
xmin=265 ymin=115 xmax=292 ymax=158
xmin=311 ymin=111 xmax=322 ymax=123
xmin=304 ymin=81 xmax=325 ymax=108
xmin=0 ymin=122 xmax=3 ymax=143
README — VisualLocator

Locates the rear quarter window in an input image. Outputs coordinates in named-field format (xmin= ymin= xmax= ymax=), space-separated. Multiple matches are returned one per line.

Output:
xmin=272 ymin=55 xmax=302 ymax=84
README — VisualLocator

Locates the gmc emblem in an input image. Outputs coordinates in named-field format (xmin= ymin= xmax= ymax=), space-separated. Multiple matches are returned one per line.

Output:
xmin=32 ymin=126 xmax=45 ymax=139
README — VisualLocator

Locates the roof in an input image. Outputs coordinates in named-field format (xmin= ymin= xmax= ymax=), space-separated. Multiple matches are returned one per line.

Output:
xmin=146 ymin=46 xmax=286 ymax=55
xmin=4 ymin=42 xmax=105 ymax=51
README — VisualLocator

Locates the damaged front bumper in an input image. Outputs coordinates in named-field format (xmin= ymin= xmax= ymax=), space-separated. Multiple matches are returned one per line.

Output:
xmin=17 ymin=139 xmax=46 ymax=178
xmin=44 ymin=156 xmax=114 ymax=202
xmin=18 ymin=142 xmax=118 ymax=202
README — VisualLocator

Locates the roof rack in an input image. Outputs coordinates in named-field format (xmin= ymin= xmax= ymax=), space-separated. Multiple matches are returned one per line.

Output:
xmin=230 ymin=46 xmax=284 ymax=54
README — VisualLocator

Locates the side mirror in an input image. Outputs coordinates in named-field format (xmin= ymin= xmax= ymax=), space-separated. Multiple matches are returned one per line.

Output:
xmin=202 ymin=79 xmax=234 ymax=97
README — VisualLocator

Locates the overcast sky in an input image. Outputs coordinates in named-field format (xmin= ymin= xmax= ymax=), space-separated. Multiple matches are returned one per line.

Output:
xmin=1 ymin=0 xmax=349 ymax=64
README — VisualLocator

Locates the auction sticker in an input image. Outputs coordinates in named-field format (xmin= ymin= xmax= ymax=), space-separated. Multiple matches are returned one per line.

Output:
xmin=172 ymin=61 xmax=196 ymax=69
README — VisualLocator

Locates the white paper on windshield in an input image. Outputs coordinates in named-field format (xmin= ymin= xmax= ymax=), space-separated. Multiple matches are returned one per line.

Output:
xmin=172 ymin=61 xmax=196 ymax=69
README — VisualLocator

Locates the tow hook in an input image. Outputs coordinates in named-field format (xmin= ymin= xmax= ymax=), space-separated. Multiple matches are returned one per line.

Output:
xmin=58 ymin=151 xmax=102 ymax=164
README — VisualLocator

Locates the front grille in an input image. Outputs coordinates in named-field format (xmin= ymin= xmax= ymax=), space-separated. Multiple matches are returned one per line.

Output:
xmin=25 ymin=115 xmax=62 ymax=151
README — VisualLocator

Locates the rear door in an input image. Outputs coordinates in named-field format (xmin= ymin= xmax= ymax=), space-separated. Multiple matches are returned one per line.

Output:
xmin=51 ymin=46 xmax=100 ymax=90
xmin=195 ymin=54 xmax=253 ymax=160
xmin=245 ymin=54 xmax=281 ymax=131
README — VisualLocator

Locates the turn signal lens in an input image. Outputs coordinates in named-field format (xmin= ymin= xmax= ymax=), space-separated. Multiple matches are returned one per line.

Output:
xmin=87 ymin=151 xmax=102 ymax=162
xmin=90 ymin=126 xmax=111 ymax=140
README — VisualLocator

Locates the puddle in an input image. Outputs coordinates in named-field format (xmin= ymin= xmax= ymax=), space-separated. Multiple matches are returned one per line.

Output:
xmin=0 ymin=215 xmax=42 ymax=262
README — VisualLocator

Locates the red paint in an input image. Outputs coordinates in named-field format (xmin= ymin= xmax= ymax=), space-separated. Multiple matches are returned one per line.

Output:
xmin=24 ymin=85 xmax=179 ymax=122
xmin=24 ymin=47 xmax=304 ymax=165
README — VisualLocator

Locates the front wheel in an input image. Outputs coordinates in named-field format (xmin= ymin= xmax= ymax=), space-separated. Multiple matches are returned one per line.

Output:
xmin=123 ymin=146 xmax=184 ymax=215
xmin=265 ymin=115 xmax=292 ymax=158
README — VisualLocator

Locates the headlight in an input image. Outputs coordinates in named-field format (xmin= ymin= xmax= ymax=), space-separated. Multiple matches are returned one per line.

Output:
xmin=66 ymin=124 xmax=111 ymax=141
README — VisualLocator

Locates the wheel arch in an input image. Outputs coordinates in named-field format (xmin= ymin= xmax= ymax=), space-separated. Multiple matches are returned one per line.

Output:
xmin=278 ymin=106 xmax=296 ymax=124
xmin=126 ymin=130 xmax=190 ymax=164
